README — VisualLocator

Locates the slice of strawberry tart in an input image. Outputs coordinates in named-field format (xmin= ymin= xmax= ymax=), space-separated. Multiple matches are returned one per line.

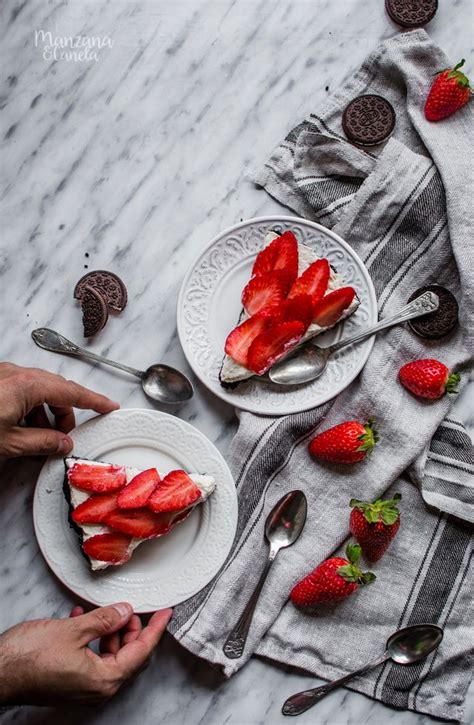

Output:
xmin=64 ymin=457 xmax=215 ymax=571
xmin=220 ymin=230 xmax=360 ymax=386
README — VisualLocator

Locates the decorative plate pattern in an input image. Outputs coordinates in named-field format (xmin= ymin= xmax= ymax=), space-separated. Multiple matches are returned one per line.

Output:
xmin=33 ymin=409 xmax=237 ymax=612
xmin=178 ymin=216 xmax=377 ymax=415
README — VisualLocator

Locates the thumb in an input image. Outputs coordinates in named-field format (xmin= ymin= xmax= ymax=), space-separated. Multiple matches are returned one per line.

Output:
xmin=8 ymin=426 xmax=73 ymax=457
xmin=74 ymin=603 xmax=133 ymax=644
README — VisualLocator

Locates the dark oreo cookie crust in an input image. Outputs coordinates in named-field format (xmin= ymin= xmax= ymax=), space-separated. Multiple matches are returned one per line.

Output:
xmin=342 ymin=95 xmax=396 ymax=147
xmin=81 ymin=285 xmax=109 ymax=337
xmin=386 ymin=0 xmax=437 ymax=28
xmin=408 ymin=285 xmax=459 ymax=339
xmin=74 ymin=270 xmax=128 ymax=312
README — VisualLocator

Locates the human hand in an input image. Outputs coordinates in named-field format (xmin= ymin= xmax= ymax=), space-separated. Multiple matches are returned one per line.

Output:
xmin=0 ymin=603 xmax=172 ymax=705
xmin=0 ymin=362 xmax=119 ymax=458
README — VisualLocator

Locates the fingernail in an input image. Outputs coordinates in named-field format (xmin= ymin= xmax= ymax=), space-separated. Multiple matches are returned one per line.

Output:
xmin=113 ymin=602 xmax=132 ymax=618
xmin=58 ymin=436 xmax=73 ymax=453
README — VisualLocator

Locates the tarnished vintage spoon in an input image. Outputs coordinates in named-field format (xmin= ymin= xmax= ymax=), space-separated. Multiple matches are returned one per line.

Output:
xmin=223 ymin=490 xmax=308 ymax=660
xmin=269 ymin=290 xmax=439 ymax=386
xmin=282 ymin=623 xmax=444 ymax=716
xmin=31 ymin=328 xmax=193 ymax=404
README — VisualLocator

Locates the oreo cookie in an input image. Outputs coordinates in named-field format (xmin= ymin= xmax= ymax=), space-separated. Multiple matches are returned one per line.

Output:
xmin=408 ymin=285 xmax=459 ymax=339
xmin=386 ymin=0 xmax=437 ymax=28
xmin=74 ymin=270 xmax=127 ymax=312
xmin=81 ymin=285 xmax=109 ymax=337
xmin=342 ymin=95 xmax=396 ymax=147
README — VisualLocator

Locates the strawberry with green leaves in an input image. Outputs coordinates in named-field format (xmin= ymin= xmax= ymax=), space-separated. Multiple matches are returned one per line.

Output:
xmin=290 ymin=543 xmax=375 ymax=607
xmin=399 ymin=359 xmax=460 ymax=400
xmin=350 ymin=494 xmax=401 ymax=562
xmin=425 ymin=59 xmax=471 ymax=122
xmin=309 ymin=419 xmax=378 ymax=465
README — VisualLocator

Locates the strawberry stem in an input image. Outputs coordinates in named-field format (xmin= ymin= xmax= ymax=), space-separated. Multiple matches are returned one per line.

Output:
xmin=445 ymin=372 xmax=461 ymax=394
xmin=356 ymin=419 xmax=378 ymax=454
xmin=447 ymin=59 xmax=470 ymax=88
xmin=337 ymin=543 xmax=376 ymax=585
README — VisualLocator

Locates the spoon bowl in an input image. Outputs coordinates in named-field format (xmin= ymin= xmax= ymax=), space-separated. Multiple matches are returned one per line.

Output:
xmin=387 ymin=623 xmax=444 ymax=665
xmin=142 ymin=364 xmax=194 ymax=404
xmin=265 ymin=490 xmax=308 ymax=549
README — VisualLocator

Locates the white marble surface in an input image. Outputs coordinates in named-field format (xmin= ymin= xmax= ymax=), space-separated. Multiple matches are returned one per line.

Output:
xmin=1 ymin=1 xmax=473 ymax=723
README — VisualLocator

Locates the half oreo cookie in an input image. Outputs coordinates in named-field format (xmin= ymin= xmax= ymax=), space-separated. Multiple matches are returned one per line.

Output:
xmin=408 ymin=285 xmax=459 ymax=339
xmin=74 ymin=270 xmax=128 ymax=312
xmin=81 ymin=285 xmax=109 ymax=337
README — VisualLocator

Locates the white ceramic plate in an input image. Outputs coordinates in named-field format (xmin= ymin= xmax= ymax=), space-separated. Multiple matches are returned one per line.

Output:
xmin=33 ymin=409 xmax=237 ymax=613
xmin=178 ymin=216 xmax=377 ymax=415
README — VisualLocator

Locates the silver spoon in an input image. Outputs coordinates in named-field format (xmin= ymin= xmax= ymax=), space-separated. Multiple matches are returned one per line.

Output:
xmin=31 ymin=328 xmax=193 ymax=404
xmin=223 ymin=490 xmax=307 ymax=660
xmin=269 ymin=290 xmax=439 ymax=386
xmin=282 ymin=622 xmax=444 ymax=716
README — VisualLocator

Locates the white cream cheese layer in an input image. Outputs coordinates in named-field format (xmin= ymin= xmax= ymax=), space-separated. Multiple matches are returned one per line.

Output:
xmin=65 ymin=458 xmax=216 ymax=571
xmin=220 ymin=232 xmax=360 ymax=384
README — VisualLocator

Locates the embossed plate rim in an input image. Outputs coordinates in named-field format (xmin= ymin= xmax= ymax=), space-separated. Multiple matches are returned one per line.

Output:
xmin=33 ymin=408 xmax=238 ymax=612
xmin=177 ymin=215 xmax=377 ymax=415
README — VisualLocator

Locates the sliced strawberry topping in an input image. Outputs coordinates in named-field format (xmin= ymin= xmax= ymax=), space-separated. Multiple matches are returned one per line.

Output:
xmin=251 ymin=231 xmax=298 ymax=283
xmin=288 ymin=259 xmax=330 ymax=305
xmin=242 ymin=271 xmax=291 ymax=316
xmin=272 ymin=232 xmax=298 ymax=282
xmin=117 ymin=468 xmax=161 ymax=509
xmin=312 ymin=287 xmax=355 ymax=327
xmin=225 ymin=311 xmax=275 ymax=366
xmin=275 ymin=295 xmax=314 ymax=331
xmin=83 ymin=532 xmax=133 ymax=564
xmin=252 ymin=236 xmax=279 ymax=277
xmin=72 ymin=492 xmax=119 ymax=525
xmin=104 ymin=508 xmax=176 ymax=539
xmin=148 ymin=470 xmax=201 ymax=513
xmin=247 ymin=321 xmax=305 ymax=375
xmin=67 ymin=463 xmax=127 ymax=493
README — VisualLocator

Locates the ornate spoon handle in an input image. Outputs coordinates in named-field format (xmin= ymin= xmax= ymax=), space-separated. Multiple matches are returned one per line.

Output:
xmin=328 ymin=290 xmax=439 ymax=355
xmin=31 ymin=328 xmax=143 ymax=378
xmin=223 ymin=548 xmax=278 ymax=659
xmin=282 ymin=653 xmax=389 ymax=716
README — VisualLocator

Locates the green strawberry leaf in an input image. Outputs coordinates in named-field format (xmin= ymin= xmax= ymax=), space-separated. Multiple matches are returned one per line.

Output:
xmin=337 ymin=564 xmax=358 ymax=583
xmin=365 ymin=509 xmax=379 ymax=524
xmin=361 ymin=572 xmax=376 ymax=585
xmin=356 ymin=419 xmax=378 ymax=454
xmin=445 ymin=372 xmax=461 ymax=394
xmin=381 ymin=509 xmax=399 ymax=525
xmin=447 ymin=60 xmax=471 ymax=88
xmin=350 ymin=492 xmax=401 ymax=524
xmin=346 ymin=543 xmax=361 ymax=565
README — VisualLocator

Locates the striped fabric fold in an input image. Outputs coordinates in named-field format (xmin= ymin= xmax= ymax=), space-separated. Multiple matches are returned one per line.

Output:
xmin=171 ymin=31 xmax=473 ymax=721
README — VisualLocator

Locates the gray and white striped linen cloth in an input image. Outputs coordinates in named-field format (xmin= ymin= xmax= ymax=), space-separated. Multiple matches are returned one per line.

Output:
xmin=170 ymin=31 xmax=474 ymax=721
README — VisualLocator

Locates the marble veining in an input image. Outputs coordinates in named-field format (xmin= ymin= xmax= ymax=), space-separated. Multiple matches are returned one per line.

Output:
xmin=0 ymin=1 xmax=472 ymax=723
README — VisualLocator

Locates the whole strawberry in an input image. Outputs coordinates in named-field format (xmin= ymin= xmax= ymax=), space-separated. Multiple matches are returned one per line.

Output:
xmin=425 ymin=59 xmax=471 ymax=122
xmin=309 ymin=419 xmax=378 ymax=464
xmin=290 ymin=543 xmax=375 ymax=607
xmin=350 ymin=493 xmax=401 ymax=562
xmin=399 ymin=359 xmax=460 ymax=400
